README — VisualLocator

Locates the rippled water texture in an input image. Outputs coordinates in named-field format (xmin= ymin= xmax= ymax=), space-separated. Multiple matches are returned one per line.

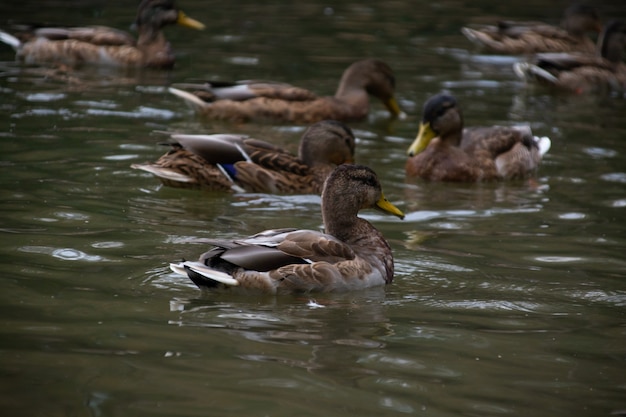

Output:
xmin=1 ymin=1 xmax=625 ymax=416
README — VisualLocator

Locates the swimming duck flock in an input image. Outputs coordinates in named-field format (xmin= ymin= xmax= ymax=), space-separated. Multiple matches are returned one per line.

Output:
xmin=2 ymin=1 xmax=621 ymax=294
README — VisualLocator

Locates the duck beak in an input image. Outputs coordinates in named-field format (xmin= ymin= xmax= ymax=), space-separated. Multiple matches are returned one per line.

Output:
xmin=407 ymin=122 xmax=436 ymax=157
xmin=177 ymin=11 xmax=206 ymax=30
xmin=385 ymin=97 xmax=407 ymax=120
xmin=376 ymin=193 xmax=405 ymax=219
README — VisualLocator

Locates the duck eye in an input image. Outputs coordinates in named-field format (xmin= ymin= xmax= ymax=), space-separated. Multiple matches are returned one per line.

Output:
xmin=363 ymin=176 xmax=377 ymax=187
xmin=438 ymin=103 xmax=454 ymax=117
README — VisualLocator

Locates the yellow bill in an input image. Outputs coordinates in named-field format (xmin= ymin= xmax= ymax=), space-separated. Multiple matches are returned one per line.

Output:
xmin=376 ymin=193 xmax=405 ymax=219
xmin=407 ymin=121 xmax=436 ymax=156
xmin=385 ymin=97 xmax=407 ymax=119
xmin=177 ymin=11 xmax=206 ymax=30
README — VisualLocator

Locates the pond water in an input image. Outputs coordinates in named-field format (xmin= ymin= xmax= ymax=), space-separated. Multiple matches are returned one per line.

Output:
xmin=1 ymin=0 xmax=625 ymax=416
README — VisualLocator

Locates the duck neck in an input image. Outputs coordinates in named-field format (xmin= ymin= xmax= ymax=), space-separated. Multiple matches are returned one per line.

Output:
xmin=441 ymin=129 xmax=463 ymax=147
xmin=599 ymin=23 xmax=625 ymax=63
xmin=322 ymin=192 xmax=361 ymax=242
xmin=136 ymin=25 xmax=165 ymax=46
xmin=136 ymin=26 xmax=173 ymax=68
xmin=438 ymin=109 xmax=464 ymax=147
xmin=333 ymin=87 xmax=369 ymax=116
xmin=335 ymin=70 xmax=370 ymax=103
xmin=310 ymin=163 xmax=335 ymax=183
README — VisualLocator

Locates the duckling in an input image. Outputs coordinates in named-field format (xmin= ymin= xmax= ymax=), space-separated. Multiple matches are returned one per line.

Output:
xmin=168 ymin=58 xmax=405 ymax=123
xmin=405 ymin=93 xmax=551 ymax=181
xmin=461 ymin=4 xmax=602 ymax=55
xmin=0 ymin=0 xmax=204 ymax=69
xmin=131 ymin=120 xmax=356 ymax=194
xmin=513 ymin=20 xmax=626 ymax=94
xmin=170 ymin=164 xmax=405 ymax=293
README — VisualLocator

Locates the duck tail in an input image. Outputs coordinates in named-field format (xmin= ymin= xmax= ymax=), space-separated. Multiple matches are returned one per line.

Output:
xmin=130 ymin=163 xmax=195 ymax=183
xmin=0 ymin=30 xmax=21 ymax=50
xmin=170 ymin=262 xmax=239 ymax=288
xmin=535 ymin=136 xmax=551 ymax=157
xmin=461 ymin=27 xmax=493 ymax=48
xmin=513 ymin=62 xmax=559 ymax=84
xmin=168 ymin=86 xmax=210 ymax=111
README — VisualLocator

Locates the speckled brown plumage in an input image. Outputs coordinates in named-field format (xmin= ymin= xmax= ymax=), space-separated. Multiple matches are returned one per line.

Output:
xmin=461 ymin=4 xmax=601 ymax=54
xmin=405 ymin=94 xmax=551 ymax=182
xmin=514 ymin=20 xmax=626 ymax=94
xmin=169 ymin=164 xmax=405 ymax=293
xmin=0 ymin=0 xmax=204 ymax=68
xmin=131 ymin=120 xmax=356 ymax=193
xmin=168 ymin=59 xmax=404 ymax=123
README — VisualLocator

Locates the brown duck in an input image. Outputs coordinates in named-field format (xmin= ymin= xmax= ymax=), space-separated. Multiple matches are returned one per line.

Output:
xmin=168 ymin=58 xmax=405 ymax=123
xmin=0 ymin=0 xmax=204 ymax=69
xmin=169 ymin=164 xmax=405 ymax=293
xmin=405 ymin=93 xmax=551 ymax=182
xmin=513 ymin=20 xmax=626 ymax=94
xmin=131 ymin=120 xmax=356 ymax=193
xmin=461 ymin=4 xmax=602 ymax=55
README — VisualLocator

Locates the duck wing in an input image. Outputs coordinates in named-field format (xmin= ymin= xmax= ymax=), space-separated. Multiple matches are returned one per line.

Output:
xmin=33 ymin=26 xmax=136 ymax=46
xmin=228 ymin=138 xmax=318 ymax=193
xmin=242 ymin=138 xmax=308 ymax=174
xmin=171 ymin=80 xmax=318 ymax=102
xmin=167 ymin=133 xmax=250 ymax=164
xmin=461 ymin=126 xmax=550 ymax=179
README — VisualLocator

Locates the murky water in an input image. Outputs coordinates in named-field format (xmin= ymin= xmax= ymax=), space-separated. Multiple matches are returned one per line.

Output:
xmin=1 ymin=0 xmax=625 ymax=416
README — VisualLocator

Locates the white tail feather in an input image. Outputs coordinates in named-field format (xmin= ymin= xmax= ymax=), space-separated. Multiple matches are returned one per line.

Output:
xmin=130 ymin=163 xmax=194 ymax=183
xmin=460 ymin=27 xmax=482 ymax=45
xmin=168 ymin=87 xmax=210 ymax=111
xmin=169 ymin=262 xmax=188 ymax=276
xmin=535 ymin=136 xmax=551 ymax=157
xmin=513 ymin=62 xmax=559 ymax=84
xmin=0 ymin=31 xmax=21 ymax=50
xmin=170 ymin=262 xmax=239 ymax=286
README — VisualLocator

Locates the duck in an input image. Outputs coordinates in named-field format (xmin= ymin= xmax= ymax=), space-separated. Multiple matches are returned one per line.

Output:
xmin=167 ymin=58 xmax=405 ymax=123
xmin=131 ymin=120 xmax=356 ymax=193
xmin=170 ymin=164 xmax=405 ymax=293
xmin=461 ymin=4 xmax=602 ymax=55
xmin=513 ymin=20 xmax=626 ymax=94
xmin=0 ymin=0 xmax=205 ymax=69
xmin=405 ymin=93 xmax=551 ymax=182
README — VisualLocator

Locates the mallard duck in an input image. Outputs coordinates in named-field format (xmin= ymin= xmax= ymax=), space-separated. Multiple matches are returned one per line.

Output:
xmin=461 ymin=4 xmax=602 ymax=55
xmin=167 ymin=58 xmax=405 ymax=123
xmin=0 ymin=0 xmax=204 ymax=69
xmin=513 ymin=20 xmax=626 ymax=94
xmin=131 ymin=120 xmax=356 ymax=193
xmin=405 ymin=93 xmax=551 ymax=182
xmin=170 ymin=164 xmax=405 ymax=293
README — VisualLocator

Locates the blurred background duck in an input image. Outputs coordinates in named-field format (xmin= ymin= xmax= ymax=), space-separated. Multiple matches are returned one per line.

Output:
xmin=514 ymin=20 xmax=626 ymax=94
xmin=168 ymin=58 xmax=405 ymax=123
xmin=131 ymin=120 xmax=356 ymax=194
xmin=169 ymin=164 xmax=405 ymax=293
xmin=0 ymin=0 xmax=204 ymax=69
xmin=461 ymin=4 xmax=602 ymax=55
xmin=405 ymin=93 xmax=551 ymax=182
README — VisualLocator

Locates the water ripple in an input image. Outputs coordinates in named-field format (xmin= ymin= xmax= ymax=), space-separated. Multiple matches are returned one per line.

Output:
xmin=534 ymin=256 xmax=583 ymax=263
xmin=18 ymin=245 xmax=110 ymax=262
xmin=19 ymin=92 xmax=66 ymax=102
xmin=74 ymin=100 xmax=118 ymax=109
xmin=583 ymin=147 xmax=618 ymax=159
xmin=611 ymin=199 xmax=626 ymax=208
xmin=86 ymin=106 xmax=175 ymax=120
xmin=600 ymin=172 xmax=626 ymax=183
